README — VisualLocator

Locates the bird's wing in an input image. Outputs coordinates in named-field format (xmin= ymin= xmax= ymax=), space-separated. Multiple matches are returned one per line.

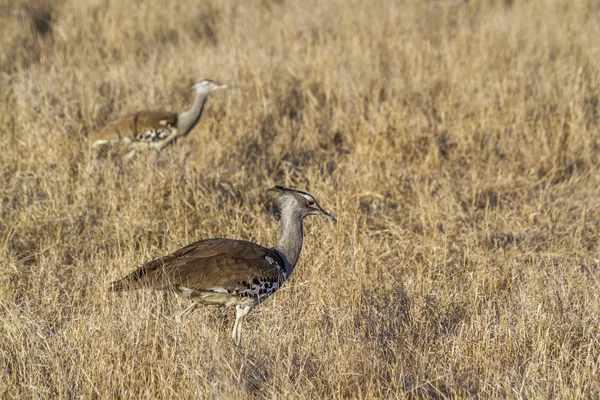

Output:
xmin=89 ymin=110 xmax=178 ymax=144
xmin=134 ymin=111 xmax=178 ymax=131
xmin=109 ymin=239 xmax=286 ymax=293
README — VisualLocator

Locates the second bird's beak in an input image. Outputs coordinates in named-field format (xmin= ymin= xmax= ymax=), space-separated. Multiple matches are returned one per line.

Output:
xmin=216 ymin=83 xmax=229 ymax=90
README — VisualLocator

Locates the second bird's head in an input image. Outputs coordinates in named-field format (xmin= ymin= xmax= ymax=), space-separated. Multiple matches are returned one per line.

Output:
xmin=268 ymin=186 xmax=337 ymax=222
xmin=192 ymin=79 xmax=228 ymax=93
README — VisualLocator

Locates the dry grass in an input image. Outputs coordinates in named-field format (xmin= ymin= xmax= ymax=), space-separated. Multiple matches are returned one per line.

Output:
xmin=1 ymin=0 xmax=600 ymax=397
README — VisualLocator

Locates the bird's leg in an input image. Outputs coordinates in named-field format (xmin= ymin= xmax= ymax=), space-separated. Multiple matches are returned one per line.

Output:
xmin=123 ymin=149 xmax=136 ymax=162
xmin=160 ymin=291 xmax=170 ymax=314
xmin=231 ymin=305 xmax=252 ymax=346
xmin=176 ymin=302 xmax=198 ymax=323
xmin=152 ymin=127 xmax=178 ymax=151
xmin=231 ymin=309 xmax=241 ymax=345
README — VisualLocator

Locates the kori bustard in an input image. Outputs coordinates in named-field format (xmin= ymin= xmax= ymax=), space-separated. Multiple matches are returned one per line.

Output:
xmin=109 ymin=186 xmax=336 ymax=345
xmin=90 ymin=79 xmax=227 ymax=151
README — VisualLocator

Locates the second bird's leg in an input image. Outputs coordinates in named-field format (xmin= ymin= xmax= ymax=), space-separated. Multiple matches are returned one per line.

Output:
xmin=123 ymin=149 xmax=137 ymax=161
xmin=151 ymin=127 xmax=178 ymax=151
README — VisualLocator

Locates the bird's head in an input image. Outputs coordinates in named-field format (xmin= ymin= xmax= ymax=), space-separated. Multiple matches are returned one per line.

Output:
xmin=192 ymin=79 xmax=228 ymax=93
xmin=268 ymin=186 xmax=336 ymax=222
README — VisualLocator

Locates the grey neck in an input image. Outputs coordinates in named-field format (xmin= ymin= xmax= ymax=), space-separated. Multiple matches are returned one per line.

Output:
xmin=274 ymin=209 xmax=304 ymax=274
xmin=176 ymin=90 xmax=209 ymax=137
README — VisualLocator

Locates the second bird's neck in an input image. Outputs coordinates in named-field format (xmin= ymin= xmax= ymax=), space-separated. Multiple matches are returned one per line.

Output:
xmin=177 ymin=90 xmax=209 ymax=136
xmin=274 ymin=210 xmax=304 ymax=273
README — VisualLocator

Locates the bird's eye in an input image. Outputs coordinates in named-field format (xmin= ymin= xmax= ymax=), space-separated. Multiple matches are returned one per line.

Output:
xmin=307 ymin=200 xmax=315 ymax=207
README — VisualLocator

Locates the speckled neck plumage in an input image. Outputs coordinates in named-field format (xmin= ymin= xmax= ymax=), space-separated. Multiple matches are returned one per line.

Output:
xmin=176 ymin=90 xmax=209 ymax=137
xmin=274 ymin=205 xmax=304 ymax=274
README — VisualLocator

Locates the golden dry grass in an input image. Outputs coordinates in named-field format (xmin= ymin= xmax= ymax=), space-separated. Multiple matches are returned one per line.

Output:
xmin=1 ymin=0 xmax=600 ymax=397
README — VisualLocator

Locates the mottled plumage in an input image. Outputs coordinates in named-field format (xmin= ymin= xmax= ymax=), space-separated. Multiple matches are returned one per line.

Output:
xmin=109 ymin=186 xmax=336 ymax=345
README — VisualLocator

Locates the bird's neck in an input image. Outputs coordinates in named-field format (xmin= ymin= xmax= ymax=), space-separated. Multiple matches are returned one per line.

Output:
xmin=274 ymin=210 xmax=304 ymax=273
xmin=176 ymin=91 xmax=208 ymax=136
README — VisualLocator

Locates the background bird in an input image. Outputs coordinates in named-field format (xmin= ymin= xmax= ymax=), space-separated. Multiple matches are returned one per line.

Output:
xmin=89 ymin=79 xmax=227 ymax=151
xmin=109 ymin=186 xmax=336 ymax=345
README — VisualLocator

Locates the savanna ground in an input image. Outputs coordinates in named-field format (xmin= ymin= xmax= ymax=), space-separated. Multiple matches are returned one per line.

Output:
xmin=1 ymin=0 xmax=600 ymax=397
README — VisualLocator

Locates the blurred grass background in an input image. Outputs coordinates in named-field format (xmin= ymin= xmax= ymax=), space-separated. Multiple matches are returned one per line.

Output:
xmin=1 ymin=0 xmax=599 ymax=397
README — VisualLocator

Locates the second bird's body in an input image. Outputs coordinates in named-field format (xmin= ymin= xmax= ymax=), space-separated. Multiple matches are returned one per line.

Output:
xmin=90 ymin=79 xmax=227 ymax=151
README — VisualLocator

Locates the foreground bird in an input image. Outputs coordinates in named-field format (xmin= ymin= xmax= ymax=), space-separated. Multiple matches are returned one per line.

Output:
xmin=89 ymin=79 xmax=227 ymax=151
xmin=109 ymin=186 xmax=336 ymax=345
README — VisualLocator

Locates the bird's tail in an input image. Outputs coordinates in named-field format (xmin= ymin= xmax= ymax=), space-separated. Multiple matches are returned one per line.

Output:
xmin=108 ymin=265 xmax=152 ymax=292
xmin=108 ymin=278 xmax=128 ymax=292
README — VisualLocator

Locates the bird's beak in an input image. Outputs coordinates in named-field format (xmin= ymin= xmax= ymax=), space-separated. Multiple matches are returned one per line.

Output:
xmin=317 ymin=205 xmax=337 ymax=223
xmin=216 ymin=83 xmax=228 ymax=90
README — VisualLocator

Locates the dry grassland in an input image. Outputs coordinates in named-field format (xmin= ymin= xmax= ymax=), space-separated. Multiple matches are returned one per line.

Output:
xmin=1 ymin=0 xmax=600 ymax=397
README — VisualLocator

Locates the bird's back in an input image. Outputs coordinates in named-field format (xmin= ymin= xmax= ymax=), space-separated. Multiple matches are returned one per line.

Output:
xmin=109 ymin=238 xmax=287 ymax=296
xmin=89 ymin=110 xmax=178 ymax=144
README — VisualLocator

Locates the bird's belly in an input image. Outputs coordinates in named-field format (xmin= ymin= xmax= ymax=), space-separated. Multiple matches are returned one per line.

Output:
xmin=181 ymin=289 xmax=256 ymax=308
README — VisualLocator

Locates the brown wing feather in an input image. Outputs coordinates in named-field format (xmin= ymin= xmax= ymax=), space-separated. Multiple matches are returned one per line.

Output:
xmin=109 ymin=239 xmax=285 ymax=292
xmin=89 ymin=110 xmax=178 ymax=143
